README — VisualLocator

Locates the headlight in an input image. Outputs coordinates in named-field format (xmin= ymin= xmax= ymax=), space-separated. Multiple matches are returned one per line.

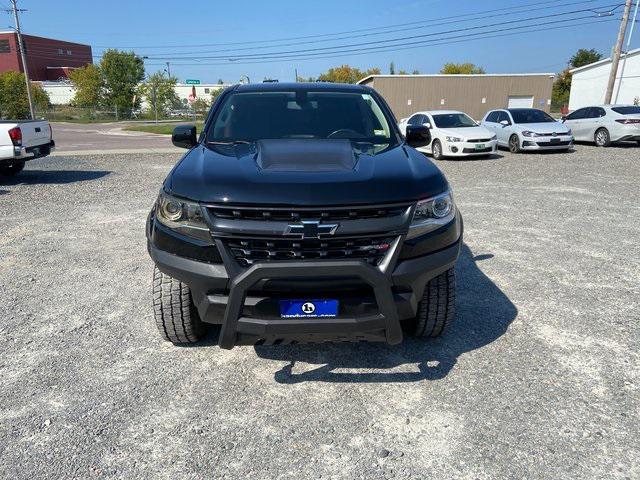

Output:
xmin=409 ymin=190 xmax=456 ymax=238
xmin=155 ymin=190 xmax=210 ymax=242
xmin=446 ymin=136 xmax=463 ymax=143
xmin=490 ymin=134 xmax=497 ymax=141
xmin=522 ymin=131 xmax=538 ymax=137
xmin=566 ymin=129 xmax=572 ymax=136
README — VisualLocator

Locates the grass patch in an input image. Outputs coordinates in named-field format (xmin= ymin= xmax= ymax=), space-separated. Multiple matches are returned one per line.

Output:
xmin=124 ymin=123 xmax=203 ymax=135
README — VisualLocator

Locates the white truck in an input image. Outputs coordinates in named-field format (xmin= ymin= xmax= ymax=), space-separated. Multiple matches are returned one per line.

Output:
xmin=0 ymin=120 xmax=55 ymax=176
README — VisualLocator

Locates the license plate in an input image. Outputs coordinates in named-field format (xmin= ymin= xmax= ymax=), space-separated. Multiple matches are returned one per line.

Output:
xmin=279 ymin=299 xmax=339 ymax=318
xmin=550 ymin=138 xmax=561 ymax=144
xmin=475 ymin=144 xmax=485 ymax=150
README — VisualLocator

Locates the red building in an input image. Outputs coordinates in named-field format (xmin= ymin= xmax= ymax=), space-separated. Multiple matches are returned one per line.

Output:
xmin=0 ymin=31 xmax=92 ymax=81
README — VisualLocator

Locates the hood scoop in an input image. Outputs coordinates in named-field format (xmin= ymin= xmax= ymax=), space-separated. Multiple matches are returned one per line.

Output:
xmin=255 ymin=139 xmax=358 ymax=172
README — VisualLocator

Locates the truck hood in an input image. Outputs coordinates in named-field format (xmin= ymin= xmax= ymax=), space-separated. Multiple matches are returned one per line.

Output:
xmin=166 ymin=139 xmax=449 ymax=206
xmin=513 ymin=122 xmax=570 ymax=135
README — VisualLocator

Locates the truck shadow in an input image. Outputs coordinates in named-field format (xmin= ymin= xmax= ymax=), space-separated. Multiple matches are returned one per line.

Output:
xmin=254 ymin=243 xmax=517 ymax=383
xmin=0 ymin=169 xmax=111 ymax=186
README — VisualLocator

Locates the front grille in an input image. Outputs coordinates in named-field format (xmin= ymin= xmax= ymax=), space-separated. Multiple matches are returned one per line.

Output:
xmin=224 ymin=236 xmax=396 ymax=267
xmin=535 ymin=140 xmax=571 ymax=146
xmin=467 ymin=138 xmax=492 ymax=142
xmin=208 ymin=204 xmax=409 ymax=221
xmin=536 ymin=132 xmax=568 ymax=137
xmin=463 ymin=146 xmax=493 ymax=153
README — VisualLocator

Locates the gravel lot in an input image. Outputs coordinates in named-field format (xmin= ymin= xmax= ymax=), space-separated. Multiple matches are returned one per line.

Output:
xmin=0 ymin=144 xmax=638 ymax=479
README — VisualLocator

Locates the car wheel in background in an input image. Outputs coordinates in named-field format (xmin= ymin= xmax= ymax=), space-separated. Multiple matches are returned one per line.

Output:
xmin=432 ymin=140 xmax=443 ymax=160
xmin=0 ymin=160 xmax=25 ymax=177
xmin=595 ymin=128 xmax=611 ymax=147
xmin=509 ymin=134 xmax=521 ymax=153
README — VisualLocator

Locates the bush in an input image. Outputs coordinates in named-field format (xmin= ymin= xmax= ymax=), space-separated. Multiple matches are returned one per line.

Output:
xmin=0 ymin=71 xmax=50 ymax=119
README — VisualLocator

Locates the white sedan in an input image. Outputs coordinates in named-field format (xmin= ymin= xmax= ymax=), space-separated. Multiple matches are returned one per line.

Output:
xmin=481 ymin=108 xmax=573 ymax=153
xmin=398 ymin=110 xmax=497 ymax=160
xmin=561 ymin=105 xmax=640 ymax=147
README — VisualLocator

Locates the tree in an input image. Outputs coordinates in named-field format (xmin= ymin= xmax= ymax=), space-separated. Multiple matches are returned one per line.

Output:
xmin=68 ymin=64 xmax=103 ymax=107
xmin=316 ymin=65 xmax=381 ymax=84
xmin=190 ymin=97 xmax=210 ymax=114
xmin=440 ymin=63 xmax=485 ymax=74
xmin=570 ymin=49 xmax=602 ymax=69
xmin=389 ymin=62 xmax=395 ymax=75
xmin=412 ymin=69 xmax=420 ymax=75
xmin=139 ymin=71 xmax=179 ymax=115
xmin=0 ymin=71 xmax=50 ymax=119
xmin=398 ymin=69 xmax=408 ymax=75
xmin=99 ymin=49 xmax=145 ymax=116
xmin=210 ymin=86 xmax=226 ymax=102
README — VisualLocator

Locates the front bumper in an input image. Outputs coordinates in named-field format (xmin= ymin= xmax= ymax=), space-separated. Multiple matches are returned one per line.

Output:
xmin=445 ymin=139 xmax=498 ymax=156
xmin=147 ymin=211 xmax=462 ymax=349
xmin=520 ymin=135 xmax=573 ymax=150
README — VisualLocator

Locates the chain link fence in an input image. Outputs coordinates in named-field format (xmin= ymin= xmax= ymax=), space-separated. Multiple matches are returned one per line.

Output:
xmin=41 ymin=105 xmax=209 ymax=123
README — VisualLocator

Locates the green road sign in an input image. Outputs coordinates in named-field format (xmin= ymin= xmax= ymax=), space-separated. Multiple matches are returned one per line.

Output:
xmin=185 ymin=79 xmax=201 ymax=85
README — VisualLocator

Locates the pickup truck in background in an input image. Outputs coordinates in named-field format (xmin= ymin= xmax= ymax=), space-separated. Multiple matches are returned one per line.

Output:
xmin=0 ymin=120 xmax=55 ymax=176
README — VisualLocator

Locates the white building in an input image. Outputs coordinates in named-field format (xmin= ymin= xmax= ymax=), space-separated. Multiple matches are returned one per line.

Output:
xmin=39 ymin=81 xmax=229 ymax=106
xmin=569 ymin=48 xmax=640 ymax=110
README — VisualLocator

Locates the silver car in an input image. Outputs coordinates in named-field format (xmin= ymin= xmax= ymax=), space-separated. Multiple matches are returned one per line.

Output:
xmin=561 ymin=105 xmax=640 ymax=147
xmin=481 ymin=108 xmax=573 ymax=153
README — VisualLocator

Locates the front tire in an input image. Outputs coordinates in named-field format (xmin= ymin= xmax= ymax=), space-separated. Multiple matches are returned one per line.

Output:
xmin=404 ymin=268 xmax=455 ymax=338
xmin=509 ymin=134 xmax=521 ymax=153
xmin=152 ymin=266 xmax=205 ymax=344
xmin=0 ymin=160 xmax=25 ymax=177
xmin=595 ymin=128 xmax=611 ymax=147
xmin=432 ymin=140 xmax=444 ymax=160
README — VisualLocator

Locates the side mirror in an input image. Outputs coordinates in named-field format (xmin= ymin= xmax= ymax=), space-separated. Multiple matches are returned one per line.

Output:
xmin=405 ymin=125 xmax=431 ymax=148
xmin=561 ymin=116 xmax=567 ymax=122
xmin=172 ymin=125 xmax=197 ymax=149
xmin=499 ymin=120 xmax=510 ymax=126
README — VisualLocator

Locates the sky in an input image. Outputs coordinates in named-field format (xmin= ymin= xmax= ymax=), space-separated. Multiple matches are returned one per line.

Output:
xmin=9 ymin=0 xmax=638 ymax=84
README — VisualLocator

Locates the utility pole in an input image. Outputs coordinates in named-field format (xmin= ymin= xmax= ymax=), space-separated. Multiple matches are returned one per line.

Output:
xmin=604 ymin=0 xmax=633 ymax=104
xmin=165 ymin=61 xmax=171 ymax=77
xmin=9 ymin=0 xmax=34 ymax=119
xmin=614 ymin=0 xmax=639 ymax=103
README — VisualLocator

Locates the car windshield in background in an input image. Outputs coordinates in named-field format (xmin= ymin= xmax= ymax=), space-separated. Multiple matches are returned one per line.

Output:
xmin=432 ymin=113 xmax=477 ymax=128
xmin=612 ymin=106 xmax=640 ymax=115
xmin=510 ymin=109 xmax=556 ymax=124
xmin=207 ymin=91 xmax=395 ymax=144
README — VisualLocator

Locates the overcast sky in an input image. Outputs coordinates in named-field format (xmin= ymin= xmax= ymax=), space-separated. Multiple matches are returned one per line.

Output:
xmin=13 ymin=0 xmax=635 ymax=84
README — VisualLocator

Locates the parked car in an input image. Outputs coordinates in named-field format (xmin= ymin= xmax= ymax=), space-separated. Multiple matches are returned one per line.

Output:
xmin=398 ymin=110 xmax=497 ymax=160
xmin=481 ymin=108 xmax=573 ymax=153
xmin=0 ymin=120 xmax=55 ymax=176
xmin=561 ymin=105 xmax=640 ymax=147
xmin=146 ymin=82 xmax=463 ymax=349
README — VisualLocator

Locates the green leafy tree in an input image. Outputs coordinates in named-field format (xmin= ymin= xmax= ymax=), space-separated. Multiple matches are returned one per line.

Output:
xmin=317 ymin=65 xmax=381 ymax=84
xmin=68 ymin=64 xmax=103 ymax=107
xmin=139 ymin=71 xmax=179 ymax=115
xmin=440 ymin=63 xmax=486 ymax=74
xmin=570 ymin=49 xmax=602 ymax=69
xmin=398 ymin=69 xmax=408 ymax=75
xmin=412 ymin=69 xmax=420 ymax=75
xmin=190 ymin=97 xmax=210 ymax=114
xmin=0 ymin=71 xmax=50 ymax=119
xmin=99 ymin=49 xmax=145 ymax=116
xmin=210 ymin=86 xmax=226 ymax=102
xmin=389 ymin=62 xmax=395 ymax=74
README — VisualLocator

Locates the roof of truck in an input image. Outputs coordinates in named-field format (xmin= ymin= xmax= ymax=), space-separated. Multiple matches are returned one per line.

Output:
xmin=234 ymin=82 xmax=370 ymax=92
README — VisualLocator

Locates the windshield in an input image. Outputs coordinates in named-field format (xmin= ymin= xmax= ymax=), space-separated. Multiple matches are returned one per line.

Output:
xmin=432 ymin=113 xmax=477 ymax=128
xmin=510 ymin=109 xmax=556 ymax=124
xmin=612 ymin=106 xmax=640 ymax=115
xmin=206 ymin=91 xmax=395 ymax=144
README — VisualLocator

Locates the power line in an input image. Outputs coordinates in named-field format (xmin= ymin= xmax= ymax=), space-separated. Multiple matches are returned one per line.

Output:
xmin=139 ymin=17 xmax=619 ymax=67
xmin=91 ymin=0 xmax=603 ymax=50
xmin=127 ymin=4 xmax=624 ymax=62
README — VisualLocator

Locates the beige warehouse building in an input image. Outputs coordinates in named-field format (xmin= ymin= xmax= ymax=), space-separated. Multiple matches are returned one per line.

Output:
xmin=358 ymin=73 xmax=555 ymax=121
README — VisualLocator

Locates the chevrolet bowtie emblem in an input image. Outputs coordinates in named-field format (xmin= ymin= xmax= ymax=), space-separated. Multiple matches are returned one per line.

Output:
xmin=285 ymin=220 xmax=339 ymax=239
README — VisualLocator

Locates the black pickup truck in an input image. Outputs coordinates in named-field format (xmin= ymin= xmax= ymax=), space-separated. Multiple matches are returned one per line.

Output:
xmin=146 ymin=82 xmax=462 ymax=349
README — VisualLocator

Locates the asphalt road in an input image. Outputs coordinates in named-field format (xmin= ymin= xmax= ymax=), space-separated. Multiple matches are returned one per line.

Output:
xmin=0 ymin=145 xmax=638 ymax=479
xmin=51 ymin=122 xmax=180 ymax=155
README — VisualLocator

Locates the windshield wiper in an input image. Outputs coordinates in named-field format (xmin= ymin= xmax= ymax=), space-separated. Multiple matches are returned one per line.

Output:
xmin=207 ymin=140 xmax=252 ymax=145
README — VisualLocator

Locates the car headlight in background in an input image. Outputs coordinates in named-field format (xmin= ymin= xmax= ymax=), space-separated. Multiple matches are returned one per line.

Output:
xmin=566 ymin=129 xmax=572 ymax=136
xmin=521 ymin=131 xmax=538 ymax=137
xmin=490 ymin=134 xmax=497 ymax=141
xmin=445 ymin=136 xmax=463 ymax=143
xmin=155 ymin=190 xmax=211 ymax=242
xmin=408 ymin=190 xmax=456 ymax=238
